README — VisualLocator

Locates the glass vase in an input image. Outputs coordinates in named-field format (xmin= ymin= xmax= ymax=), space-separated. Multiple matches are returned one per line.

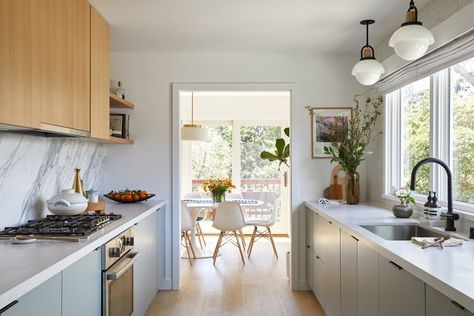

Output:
xmin=346 ymin=172 xmax=360 ymax=205
xmin=211 ymin=192 xmax=225 ymax=203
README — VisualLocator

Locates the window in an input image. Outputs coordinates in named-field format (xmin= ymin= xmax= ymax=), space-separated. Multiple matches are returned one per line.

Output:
xmin=385 ymin=56 xmax=474 ymax=211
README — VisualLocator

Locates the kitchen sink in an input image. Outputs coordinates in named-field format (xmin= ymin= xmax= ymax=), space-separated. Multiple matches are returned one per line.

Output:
xmin=360 ymin=224 xmax=449 ymax=241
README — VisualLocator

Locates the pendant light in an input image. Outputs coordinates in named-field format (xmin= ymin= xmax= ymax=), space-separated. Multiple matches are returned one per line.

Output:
xmin=389 ymin=0 xmax=434 ymax=61
xmin=352 ymin=20 xmax=385 ymax=86
xmin=181 ymin=92 xmax=209 ymax=141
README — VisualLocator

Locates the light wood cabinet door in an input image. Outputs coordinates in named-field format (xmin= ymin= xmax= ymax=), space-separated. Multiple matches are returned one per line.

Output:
xmin=379 ymin=255 xmax=425 ymax=316
xmin=340 ymin=231 xmax=358 ymax=316
xmin=32 ymin=0 xmax=91 ymax=132
xmin=0 ymin=0 xmax=39 ymax=128
xmin=90 ymin=7 xmax=110 ymax=139
xmin=426 ymin=285 xmax=474 ymax=316
xmin=357 ymin=241 xmax=379 ymax=316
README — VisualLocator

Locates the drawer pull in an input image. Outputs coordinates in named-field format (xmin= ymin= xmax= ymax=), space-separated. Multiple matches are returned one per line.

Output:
xmin=306 ymin=245 xmax=310 ymax=248
xmin=389 ymin=260 xmax=403 ymax=270
xmin=0 ymin=300 xmax=18 ymax=313
xmin=351 ymin=235 xmax=359 ymax=242
xmin=451 ymin=300 xmax=465 ymax=310
xmin=316 ymin=255 xmax=321 ymax=259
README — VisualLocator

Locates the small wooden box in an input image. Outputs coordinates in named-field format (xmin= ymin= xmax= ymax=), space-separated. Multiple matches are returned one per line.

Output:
xmin=85 ymin=201 xmax=106 ymax=214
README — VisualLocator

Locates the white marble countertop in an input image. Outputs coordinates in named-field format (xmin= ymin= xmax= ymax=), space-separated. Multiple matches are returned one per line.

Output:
xmin=0 ymin=199 xmax=165 ymax=310
xmin=304 ymin=201 xmax=474 ymax=312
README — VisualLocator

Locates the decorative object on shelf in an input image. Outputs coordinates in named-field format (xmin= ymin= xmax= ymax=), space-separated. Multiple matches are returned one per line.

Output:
xmin=260 ymin=127 xmax=290 ymax=169
xmin=47 ymin=189 xmax=89 ymax=215
xmin=104 ymin=190 xmax=155 ymax=203
xmin=309 ymin=107 xmax=352 ymax=158
xmin=392 ymin=187 xmax=415 ymax=218
xmin=389 ymin=0 xmax=434 ymax=61
xmin=72 ymin=168 xmax=85 ymax=197
xmin=203 ymin=178 xmax=235 ymax=203
xmin=323 ymin=95 xmax=383 ymax=204
xmin=182 ymin=92 xmax=209 ymax=141
xmin=329 ymin=165 xmax=346 ymax=200
xmin=352 ymin=19 xmax=385 ymax=86
xmin=110 ymin=80 xmax=126 ymax=99
xmin=110 ymin=114 xmax=128 ymax=138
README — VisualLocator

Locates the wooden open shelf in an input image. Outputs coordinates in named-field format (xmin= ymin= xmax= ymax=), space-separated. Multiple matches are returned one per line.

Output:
xmin=110 ymin=93 xmax=135 ymax=109
xmin=109 ymin=136 xmax=134 ymax=144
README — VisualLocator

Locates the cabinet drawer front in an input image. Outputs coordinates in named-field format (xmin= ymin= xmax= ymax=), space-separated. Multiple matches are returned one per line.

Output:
xmin=426 ymin=285 xmax=474 ymax=316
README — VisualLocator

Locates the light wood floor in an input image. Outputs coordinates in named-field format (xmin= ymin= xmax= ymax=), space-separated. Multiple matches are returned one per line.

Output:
xmin=146 ymin=236 xmax=324 ymax=316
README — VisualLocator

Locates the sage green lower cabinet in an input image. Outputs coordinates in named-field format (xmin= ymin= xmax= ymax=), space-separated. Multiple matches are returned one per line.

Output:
xmin=357 ymin=241 xmax=379 ymax=316
xmin=134 ymin=210 xmax=159 ymax=316
xmin=378 ymin=255 xmax=425 ymax=316
xmin=62 ymin=249 xmax=102 ymax=316
xmin=426 ymin=285 xmax=474 ymax=316
xmin=2 ymin=273 xmax=62 ymax=316
xmin=340 ymin=230 xmax=358 ymax=316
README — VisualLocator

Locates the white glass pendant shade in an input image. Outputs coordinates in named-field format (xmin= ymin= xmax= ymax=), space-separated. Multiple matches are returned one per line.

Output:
xmin=182 ymin=124 xmax=209 ymax=141
xmin=389 ymin=24 xmax=434 ymax=61
xmin=352 ymin=59 xmax=385 ymax=86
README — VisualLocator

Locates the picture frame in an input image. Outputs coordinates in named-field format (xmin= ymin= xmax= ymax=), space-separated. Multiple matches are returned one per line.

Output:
xmin=110 ymin=114 xmax=126 ymax=138
xmin=310 ymin=107 xmax=353 ymax=158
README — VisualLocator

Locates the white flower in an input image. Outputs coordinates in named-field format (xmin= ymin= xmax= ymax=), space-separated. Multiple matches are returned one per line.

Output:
xmin=396 ymin=188 xmax=408 ymax=197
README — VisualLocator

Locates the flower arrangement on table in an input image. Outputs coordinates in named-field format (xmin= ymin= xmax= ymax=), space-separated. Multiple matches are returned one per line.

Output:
xmin=203 ymin=178 xmax=235 ymax=203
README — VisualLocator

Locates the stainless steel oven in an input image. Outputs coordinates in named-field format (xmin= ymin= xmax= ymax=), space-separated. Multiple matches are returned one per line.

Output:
xmin=102 ymin=228 xmax=139 ymax=316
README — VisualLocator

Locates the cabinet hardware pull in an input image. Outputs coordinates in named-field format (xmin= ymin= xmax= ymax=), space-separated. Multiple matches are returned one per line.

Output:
xmin=351 ymin=235 xmax=359 ymax=241
xmin=306 ymin=245 xmax=310 ymax=248
xmin=328 ymin=221 xmax=333 ymax=224
xmin=316 ymin=255 xmax=321 ymax=259
xmin=451 ymin=300 xmax=465 ymax=310
xmin=0 ymin=300 xmax=18 ymax=313
xmin=389 ymin=260 xmax=403 ymax=270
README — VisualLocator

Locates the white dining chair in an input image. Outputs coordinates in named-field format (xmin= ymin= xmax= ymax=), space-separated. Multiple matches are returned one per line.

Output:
xmin=212 ymin=202 xmax=247 ymax=265
xmin=246 ymin=202 xmax=279 ymax=259
xmin=183 ymin=192 xmax=206 ymax=249
xmin=181 ymin=202 xmax=196 ymax=265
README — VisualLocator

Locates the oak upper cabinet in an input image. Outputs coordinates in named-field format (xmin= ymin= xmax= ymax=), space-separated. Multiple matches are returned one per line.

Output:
xmin=340 ymin=230 xmax=358 ymax=316
xmin=378 ymin=255 xmax=425 ymax=316
xmin=90 ymin=7 xmax=110 ymax=140
xmin=32 ymin=0 xmax=91 ymax=132
xmin=0 ymin=0 xmax=38 ymax=128
xmin=357 ymin=240 xmax=379 ymax=316
xmin=426 ymin=285 xmax=474 ymax=316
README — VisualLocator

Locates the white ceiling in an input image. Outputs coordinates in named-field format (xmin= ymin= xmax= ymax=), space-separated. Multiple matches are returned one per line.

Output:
xmin=89 ymin=0 xmax=431 ymax=54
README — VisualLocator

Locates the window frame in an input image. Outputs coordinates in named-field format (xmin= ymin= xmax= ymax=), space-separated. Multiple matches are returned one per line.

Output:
xmin=384 ymin=59 xmax=474 ymax=215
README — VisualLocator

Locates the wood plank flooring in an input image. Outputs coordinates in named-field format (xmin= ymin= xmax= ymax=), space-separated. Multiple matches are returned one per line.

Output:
xmin=146 ymin=237 xmax=324 ymax=316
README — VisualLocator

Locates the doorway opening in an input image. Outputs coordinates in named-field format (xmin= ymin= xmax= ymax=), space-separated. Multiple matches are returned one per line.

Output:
xmin=174 ymin=87 xmax=292 ymax=289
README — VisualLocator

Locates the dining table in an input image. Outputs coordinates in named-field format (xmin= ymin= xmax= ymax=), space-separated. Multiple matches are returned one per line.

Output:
xmin=182 ymin=198 xmax=265 ymax=259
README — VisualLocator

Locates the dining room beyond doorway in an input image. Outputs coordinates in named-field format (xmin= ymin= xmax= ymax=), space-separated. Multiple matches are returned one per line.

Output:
xmin=179 ymin=90 xmax=291 ymax=278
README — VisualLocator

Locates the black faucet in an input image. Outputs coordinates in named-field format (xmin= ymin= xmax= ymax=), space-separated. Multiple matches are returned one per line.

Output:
xmin=410 ymin=157 xmax=459 ymax=231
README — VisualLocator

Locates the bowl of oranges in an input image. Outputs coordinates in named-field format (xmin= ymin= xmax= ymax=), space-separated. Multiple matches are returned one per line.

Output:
xmin=105 ymin=190 xmax=155 ymax=203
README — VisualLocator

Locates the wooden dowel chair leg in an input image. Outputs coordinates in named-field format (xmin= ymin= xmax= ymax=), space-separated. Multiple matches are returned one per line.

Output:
xmin=213 ymin=231 xmax=223 ymax=265
xmin=248 ymin=226 xmax=257 ymax=258
xmin=183 ymin=232 xmax=192 ymax=265
xmin=234 ymin=231 xmax=245 ymax=265
xmin=268 ymin=227 xmax=278 ymax=259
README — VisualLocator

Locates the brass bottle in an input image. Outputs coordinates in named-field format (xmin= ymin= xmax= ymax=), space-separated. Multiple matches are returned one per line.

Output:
xmin=72 ymin=168 xmax=84 ymax=196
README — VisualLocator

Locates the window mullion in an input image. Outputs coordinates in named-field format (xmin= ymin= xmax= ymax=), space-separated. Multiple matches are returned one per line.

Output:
xmin=431 ymin=70 xmax=451 ymax=202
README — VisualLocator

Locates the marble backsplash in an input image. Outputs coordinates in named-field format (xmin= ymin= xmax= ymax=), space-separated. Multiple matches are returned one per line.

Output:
xmin=0 ymin=132 xmax=105 ymax=230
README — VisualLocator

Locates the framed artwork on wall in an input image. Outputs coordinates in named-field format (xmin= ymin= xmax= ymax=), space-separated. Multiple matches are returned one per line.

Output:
xmin=310 ymin=107 xmax=352 ymax=158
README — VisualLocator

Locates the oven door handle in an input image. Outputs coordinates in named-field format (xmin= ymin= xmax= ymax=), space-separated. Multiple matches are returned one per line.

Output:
xmin=106 ymin=251 xmax=140 ymax=280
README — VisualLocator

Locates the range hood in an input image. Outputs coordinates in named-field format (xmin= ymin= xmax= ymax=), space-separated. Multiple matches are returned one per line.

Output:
xmin=0 ymin=123 xmax=90 ymax=138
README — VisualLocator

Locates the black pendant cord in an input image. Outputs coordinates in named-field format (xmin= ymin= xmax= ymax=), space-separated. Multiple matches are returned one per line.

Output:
xmin=366 ymin=23 xmax=369 ymax=47
xmin=359 ymin=19 xmax=376 ymax=60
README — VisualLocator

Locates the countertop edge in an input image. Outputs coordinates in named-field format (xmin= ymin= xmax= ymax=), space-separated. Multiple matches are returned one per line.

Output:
xmin=303 ymin=201 xmax=474 ymax=313
xmin=0 ymin=200 xmax=165 ymax=310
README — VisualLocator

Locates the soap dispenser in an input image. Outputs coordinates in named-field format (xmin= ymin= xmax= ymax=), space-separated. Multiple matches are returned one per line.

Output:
xmin=429 ymin=192 xmax=442 ymax=220
xmin=423 ymin=191 xmax=433 ymax=219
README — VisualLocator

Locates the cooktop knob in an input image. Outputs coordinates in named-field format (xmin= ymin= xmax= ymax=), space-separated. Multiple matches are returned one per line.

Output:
xmin=109 ymin=247 xmax=121 ymax=257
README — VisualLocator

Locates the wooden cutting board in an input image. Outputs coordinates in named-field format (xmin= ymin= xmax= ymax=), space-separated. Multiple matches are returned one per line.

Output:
xmin=329 ymin=165 xmax=346 ymax=200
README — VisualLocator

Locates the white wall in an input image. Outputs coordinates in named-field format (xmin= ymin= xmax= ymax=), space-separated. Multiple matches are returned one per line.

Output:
xmin=104 ymin=52 xmax=363 ymax=289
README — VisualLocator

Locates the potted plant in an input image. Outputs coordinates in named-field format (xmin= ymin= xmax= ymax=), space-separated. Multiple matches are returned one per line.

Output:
xmin=203 ymin=178 xmax=236 ymax=203
xmin=323 ymin=95 xmax=383 ymax=204
xmin=393 ymin=187 xmax=416 ymax=218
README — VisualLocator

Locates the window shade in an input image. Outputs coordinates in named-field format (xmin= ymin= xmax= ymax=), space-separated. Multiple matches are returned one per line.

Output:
xmin=375 ymin=29 xmax=474 ymax=94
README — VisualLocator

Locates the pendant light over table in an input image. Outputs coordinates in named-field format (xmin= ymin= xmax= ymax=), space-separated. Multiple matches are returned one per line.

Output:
xmin=352 ymin=19 xmax=385 ymax=86
xmin=181 ymin=92 xmax=209 ymax=141
xmin=389 ymin=0 xmax=435 ymax=61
